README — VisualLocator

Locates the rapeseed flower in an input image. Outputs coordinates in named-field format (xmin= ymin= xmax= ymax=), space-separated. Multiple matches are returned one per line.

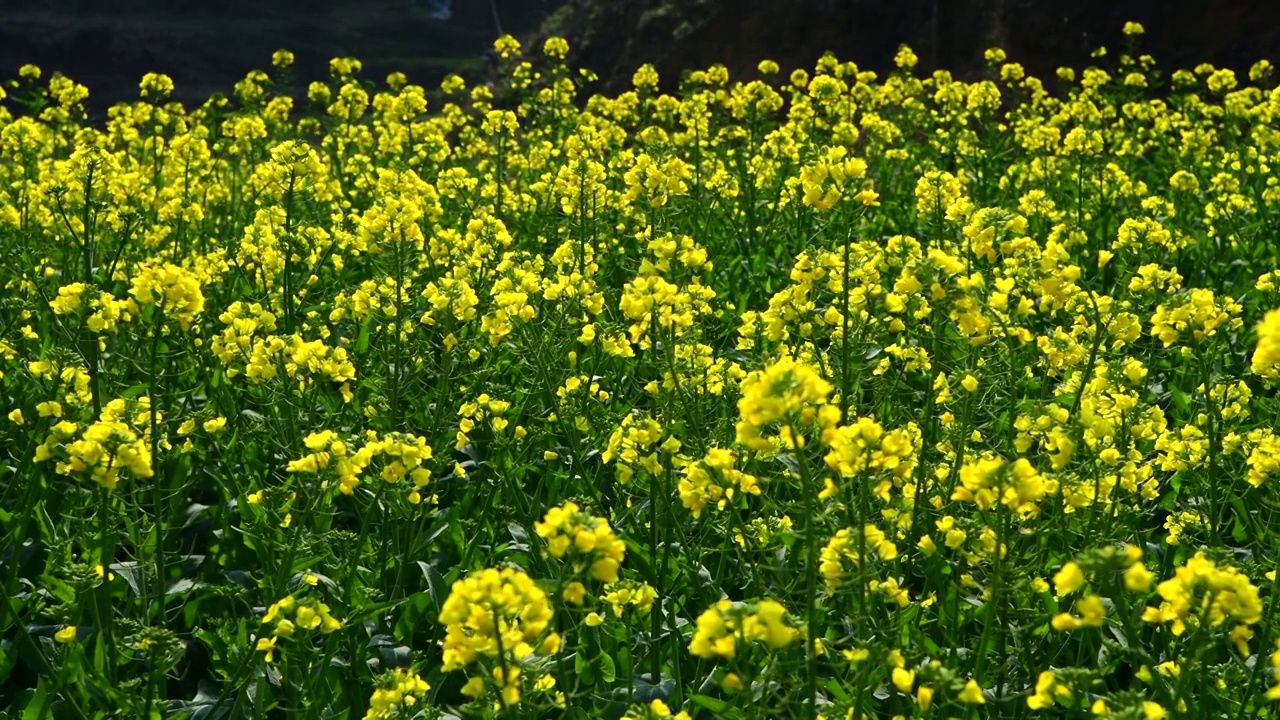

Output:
xmin=534 ymin=502 xmax=626 ymax=582
xmin=689 ymin=598 xmax=800 ymax=659
xmin=439 ymin=567 xmax=555 ymax=671
xmin=735 ymin=356 xmax=837 ymax=452
xmin=1140 ymin=553 xmax=1261 ymax=638
xmin=1253 ymin=309 xmax=1280 ymax=378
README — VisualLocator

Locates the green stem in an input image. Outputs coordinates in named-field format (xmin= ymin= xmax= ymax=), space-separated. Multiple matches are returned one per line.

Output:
xmin=790 ymin=426 xmax=820 ymax=720
xmin=148 ymin=308 xmax=167 ymax=633
xmin=492 ymin=605 xmax=512 ymax=717
xmin=649 ymin=465 xmax=662 ymax=683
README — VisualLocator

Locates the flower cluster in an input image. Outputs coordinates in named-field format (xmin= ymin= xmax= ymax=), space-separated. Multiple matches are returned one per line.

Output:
xmin=1140 ymin=552 xmax=1262 ymax=641
xmin=35 ymin=398 xmax=156 ymax=489
xmin=439 ymin=567 xmax=558 ymax=674
xmin=287 ymin=429 xmax=432 ymax=498
xmin=129 ymin=262 xmax=206 ymax=329
xmin=735 ymin=356 xmax=838 ymax=452
xmin=363 ymin=669 xmax=432 ymax=719
xmin=688 ymin=599 xmax=800 ymax=659
xmin=952 ymin=455 xmax=1056 ymax=517
xmin=601 ymin=412 xmax=681 ymax=484
xmin=534 ymin=502 xmax=626 ymax=583
xmin=1253 ymin=309 xmax=1280 ymax=379
xmin=256 ymin=594 xmax=342 ymax=662
xmin=49 ymin=282 xmax=139 ymax=333
xmin=678 ymin=447 xmax=762 ymax=517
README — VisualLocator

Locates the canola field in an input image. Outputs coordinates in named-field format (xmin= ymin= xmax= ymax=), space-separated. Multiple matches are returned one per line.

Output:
xmin=3 ymin=24 xmax=1280 ymax=719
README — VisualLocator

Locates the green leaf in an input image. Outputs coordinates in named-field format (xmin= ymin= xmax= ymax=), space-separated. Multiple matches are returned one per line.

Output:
xmin=21 ymin=679 xmax=50 ymax=720
xmin=417 ymin=561 xmax=447 ymax=615
xmin=574 ymin=651 xmax=595 ymax=685
xmin=690 ymin=694 xmax=747 ymax=718
xmin=394 ymin=591 xmax=433 ymax=642
xmin=1232 ymin=515 xmax=1249 ymax=543
xmin=110 ymin=562 xmax=146 ymax=599
xmin=598 ymin=652 xmax=616 ymax=684
xmin=167 ymin=578 xmax=205 ymax=595
xmin=356 ymin=320 xmax=371 ymax=353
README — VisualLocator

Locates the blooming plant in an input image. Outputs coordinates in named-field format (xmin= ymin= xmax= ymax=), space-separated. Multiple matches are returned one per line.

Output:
xmin=3 ymin=26 xmax=1280 ymax=720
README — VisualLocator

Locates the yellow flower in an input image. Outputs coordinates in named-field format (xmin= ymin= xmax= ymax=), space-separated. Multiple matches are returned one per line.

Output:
xmin=439 ymin=567 xmax=555 ymax=672
xmin=735 ymin=356 xmax=834 ymax=451
xmin=543 ymin=37 xmax=570 ymax=59
xmin=1253 ymin=309 xmax=1280 ymax=379
xmin=1125 ymin=562 xmax=1155 ymax=592
xmin=461 ymin=676 xmax=485 ymax=697
xmin=894 ymin=45 xmax=919 ymax=69
xmin=918 ymin=535 xmax=937 ymax=555
xmin=1076 ymin=594 xmax=1106 ymax=626
xmin=138 ymin=72 xmax=175 ymax=99
xmin=1054 ymin=562 xmax=1086 ymax=596
xmin=329 ymin=56 xmax=362 ymax=77
xmin=55 ymin=626 xmax=77 ymax=644
xmin=493 ymin=34 xmax=522 ymax=60
xmin=1026 ymin=670 xmax=1062 ymax=709
xmin=563 ymin=581 xmax=587 ymax=605
xmin=129 ymin=263 xmax=205 ymax=330
xmin=958 ymin=679 xmax=985 ymax=704
xmin=891 ymin=667 xmax=915 ymax=693
xmin=843 ymin=647 xmax=870 ymax=663
xmin=256 ymin=636 xmax=278 ymax=662
xmin=1051 ymin=613 xmax=1081 ymax=632
xmin=916 ymin=685 xmax=934 ymax=710
xmin=819 ymin=526 xmax=899 ymax=586
xmin=364 ymin=669 xmax=431 ymax=719
xmin=689 ymin=598 xmax=798 ymax=659
xmin=535 ymin=502 xmax=626 ymax=583
xmin=744 ymin=599 xmax=799 ymax=649
xmin=1141 ymin=552 xmax=1261 ymax=636
xmin=796 ymin=146 xmax=873 ymax=211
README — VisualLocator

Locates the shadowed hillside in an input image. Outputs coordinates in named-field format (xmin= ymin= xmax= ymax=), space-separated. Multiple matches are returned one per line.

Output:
xmin=0 ymin=0 xmax=559 ymax=109
xmin=1 ymin=0 xmax=1277 ymax=110
xmin=535 ymin=0 xmax=1280 ymax=92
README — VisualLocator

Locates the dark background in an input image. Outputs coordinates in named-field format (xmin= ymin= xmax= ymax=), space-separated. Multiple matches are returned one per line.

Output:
xmin=2 ymin=0 xmax=1278 ymax=110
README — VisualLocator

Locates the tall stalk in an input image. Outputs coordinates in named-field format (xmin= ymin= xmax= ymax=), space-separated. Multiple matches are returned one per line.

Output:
xmin=789 ymin=426 xmax=820 ymax=720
